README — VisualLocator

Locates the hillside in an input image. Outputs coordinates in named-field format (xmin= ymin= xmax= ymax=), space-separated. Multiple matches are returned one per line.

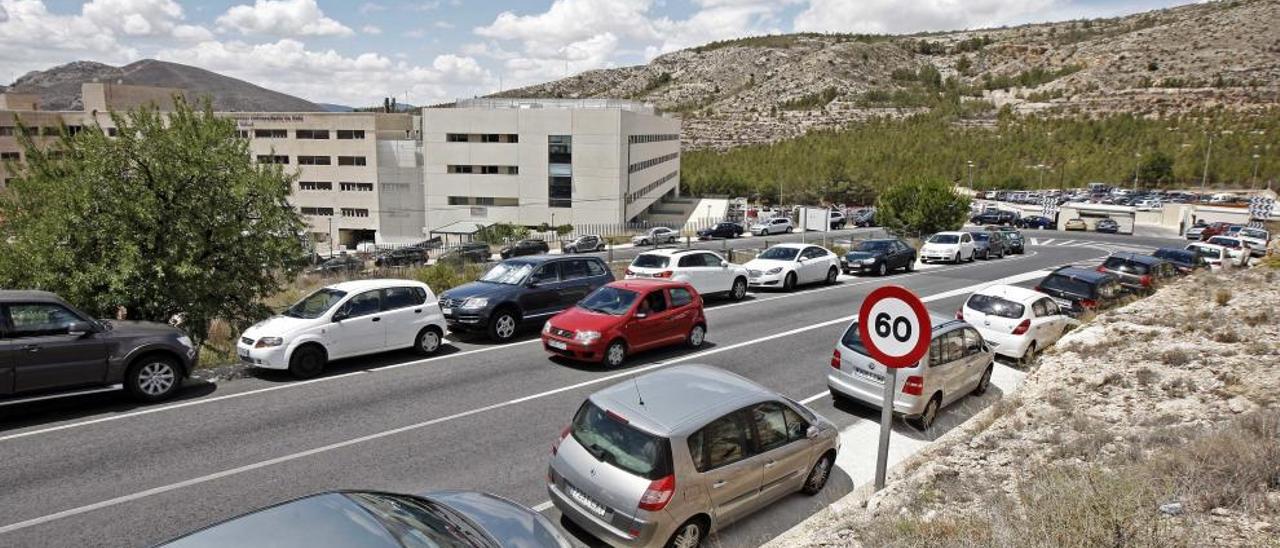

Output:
xmin=494 ymin=0 xmax=1280 ymax=149
xmin=5 ymin=59 xmax=324 ymax=112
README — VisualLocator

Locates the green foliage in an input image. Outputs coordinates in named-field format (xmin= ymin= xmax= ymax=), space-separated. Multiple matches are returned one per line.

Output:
xmin=0 ymin=97 xmax=305 ymax=345
xmin=414 ymin=261 xmax=486 ymax=293
xmin=875 ymin=178 xmax=970 ymax=236
xmin=951 ymin=35 xmax=993 ymax=53
xmin=955 ymin=55 xmax=973 ymax=75
xmin=1138 ymin=151 xmax=1175 ymax=185
xmin=634 ymin=72 xmax=672 ymax=97
xmin=982 ymin=64 xmax=1083 ymax=90
xmin=474 ymin=222 xmax=530 ymax=245
xmin=691 ymin=32 xmax=890 ymax=52
xmin=780 ymin=88 xmax=839 ymax=110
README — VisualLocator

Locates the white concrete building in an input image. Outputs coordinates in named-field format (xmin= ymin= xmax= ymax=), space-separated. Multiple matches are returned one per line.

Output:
xmin=421 ymin=98 xmax=681 ymax=232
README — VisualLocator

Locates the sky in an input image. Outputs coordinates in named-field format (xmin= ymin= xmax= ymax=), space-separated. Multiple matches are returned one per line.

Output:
xmin=0 ymin=0 xmax=1196 ymax=107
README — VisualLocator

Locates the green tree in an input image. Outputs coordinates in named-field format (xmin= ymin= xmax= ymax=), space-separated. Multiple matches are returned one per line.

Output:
xmin=875 ymin=178 xmax=970 ymax=236
xmin=0 ymin=97 xmax=305 ymax=345
xmin=476 ymin=222 xmax=529 ymax=244
xmin=1137 ymin=151 xmax=1174 ymax=186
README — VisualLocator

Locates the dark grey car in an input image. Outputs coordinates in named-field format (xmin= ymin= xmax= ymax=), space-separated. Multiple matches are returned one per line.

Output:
xmin=968 ymin=230 xmax=1006 ymax=260
xmin=0 ymin=290 xmax=197 ymax=402
xmin=159 ymin=490 xmax=570 ymax=548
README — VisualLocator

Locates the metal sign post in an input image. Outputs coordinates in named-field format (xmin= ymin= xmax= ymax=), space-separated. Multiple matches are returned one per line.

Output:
xmin=875 ymin=367 xmax=897 ymax=490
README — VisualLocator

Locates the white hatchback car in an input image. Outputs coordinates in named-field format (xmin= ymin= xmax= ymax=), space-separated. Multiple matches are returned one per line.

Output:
xmin=237 ymin=279 xmax=447 ymax=378
xmin=632 ymin=227 xmax=679 ymax=246
xmin=920 ymin=231 xmax=975 ymax=263
xmin=961 ymin=285 xmax=1074 ymax=365
xmin=751 ymin=217 xmax=794 ymax=236
xmin=744 ymin=243 xmax=840 ymax=290
xmin=626 ymin=249 xmax=750 ymax=301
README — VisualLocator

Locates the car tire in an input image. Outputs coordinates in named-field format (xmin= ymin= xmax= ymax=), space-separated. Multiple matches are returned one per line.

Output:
xmin=826 ymin=266 xmax=839 ymax=284
xmin=783 ymin=271 xmax=797 ymax=291
xmin=664 ymin=518 xmax=706 ymax=548
xmin=906 ymin=258 xmax=916 ymax=272
xmin=786 ymin=226 xmax=794 ymax=233
xmin=414 ymin=326 xmax=443 ymax=356
xmin=687 ymin=324 xmax=707 ymax=348
xmin=604 ymin=340 xmax=627 ymax=368
xmin=1019 ymin=341 xmax=1038 ymax=368
xmin=801 ymin=453 xmax=834 ymax=495
xmin=124 ymin=354 xmax=182 ymax=402
xmin=488 ymin=309 xmax=520 ymax=343
xmin=953 ymin=253 xmax=960 ymax=264
xmin=876 ymin=262 xmax=887 ymax=276
xmin=973 ymin=364 xmax=993 ymax=395
xmin=729 ymin=277 xmax=748 ymax=301
xmin=909 ymin=394 xmax=941 ymax=430
xmin=288 ymin=345 xmax=326 ymax=379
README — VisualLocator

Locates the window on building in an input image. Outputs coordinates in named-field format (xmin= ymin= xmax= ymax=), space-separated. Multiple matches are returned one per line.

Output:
xmin=448 ymin=165 xmax=474 ymax=174
xmin=297 ymin=155 xmax=332 ymax=166
xmin=338 ymin=156 xmax=366 ymax=166
xmin=548 ymin=135 xmax=572 ymax=208
xmin=298 ymin=181 xmax=332 ymax=191
xmin=295 ymin=129 xmax=330 ymax=139
xmin=381 ymin=183 xmax=411 ymax=192
xmin=482 ymin=134 xmax=500 ymax=143
xmin=235 ymin=130 xmax=251 ymax=139
xmin=446 ymin=133 xmax=470 ymax=142
xmin=0 ymin=152 xmax=20 ymax=161
xmin=336 ymin=130 xmax=366 ymax=140
xmin=341 ymin=208 xmax=370 ymax=217
xmin=340 ymin=182 xmax=374 ymax=192
xmin=628 ymin=152 xmax=679 ymax=174
xmin=257 ymin=155 xmax=289 ymax=164
xmin=41 ymin=127 xmax=59 ymax=136
xmin=448 ymin=196 xmax=518 ymax=207
xmin=0 ymin=126 xmax=13 ymax=137
xmin=300 ymin=207 xmax=334 ymax=216
xmin=253 ymin=129 xmax=287 ymax=138
xmin=66 ymin=126 xmax=83 ymax=136
xmin=106 ymin=127 xmax=119 ymax=137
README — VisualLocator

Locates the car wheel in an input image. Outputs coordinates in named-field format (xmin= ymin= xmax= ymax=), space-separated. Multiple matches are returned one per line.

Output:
xmin=801 ymin=453 xmax=834 ymax=495
xmin=665 ymin=519 xmax=705 ymax=548
xmin=909 ymin=395 xmax=941 ymax=430
xmin=906 ymin=258 xmax=916 ymax=272
xmin=414 ymin=326 xmax=442 ymax=355
xmin=1019 ymin=341 xmax=1038 ymax=368
xmin=876 ymin=262 xmax=887 ymax=276
xmin=488 ymin=310 xmax=519 ymax=342
xmin=687 ymin=324 xmax=706 ymax=348
xmin=826 ymin=266 xmax=839 ymax=284
xmin=288 ymin=345 xmax=326 ymax=379
xmin=973 ymin=364 xmax=993 ymax=395
xmin=604 ymin=340 xmax=627 ymax=368
xmin=786 ymin=226 xmax=794 ymax=233
xmin=124 ymin=355 xmax=181 ymax=402
xmin=729 ymin=277 xmax=748 ymax=301
xmin=783 ymin=271 xmax=797 ymax=291
xmin=953 ymin=253 xmax=960 ymax=264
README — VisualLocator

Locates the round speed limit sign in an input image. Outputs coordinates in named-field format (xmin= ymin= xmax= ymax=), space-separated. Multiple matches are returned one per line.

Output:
xmin=857 ymin=285 xmax=932 ymax=368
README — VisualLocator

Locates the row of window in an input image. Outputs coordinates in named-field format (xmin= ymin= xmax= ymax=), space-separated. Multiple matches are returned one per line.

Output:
xmin=298 ymin=207 xmax=371 ymax=217
xmin=447 ymin=196 xmax=519 ymax=207
xmin=255 ymin=155 xmax=367 ymax=166
xmin=628 ymin=152 xmax=678 ymax=174
xmin=446 ymin=133 xmax=519 ymax=143
xmin=628 ymin=133 xmax=679 ymax=145
xmin=447 ymin=165 xmax=520 ymax=175
xmin=0 ymin=152 xmax=19 ymax=161
xmin=627 ymin=170 xmax=678 ymax=205
xmin=298 ymin=181 xmax=374 ymax=191
xmin=241 ymin=129 xmax=366 ymax=140
xmin=0 ymin=126 xmax=77 ymax=137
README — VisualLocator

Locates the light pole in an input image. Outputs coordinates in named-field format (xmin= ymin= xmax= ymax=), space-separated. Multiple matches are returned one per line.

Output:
xmin=967 ymin=160 xmax=975 ymax=190
xmin=1132 ymin=152 xmax=1141 ymax=190
xmin=1253 ymin=153 xmax=1262 ymax=190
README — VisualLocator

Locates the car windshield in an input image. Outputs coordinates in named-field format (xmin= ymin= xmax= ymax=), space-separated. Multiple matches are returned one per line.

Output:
xmin=631 ymin=254 xmax=670 ymax=268
xmin=1154 ymin=250 xmax=1192 ymax=264
xmin=571 ymin=401 xmax=671 ymax=480
xmin=758 ymin=247 xmax=799 ymax=260
xmin=285 ymin=288 xmax=348 ymax=319
xmin=578 ymin=286 xmax=639 ymax=316
xmin=1040 ymin=274 xmax=1096 ymax=298
xmin=321 ymin=257 xmax=350 ymax=266
xmin=1240 ymin=229 xmax=1267 ymax=239
xmin=479 ymin=262 xmax=534 ymax=284
xmin=928 ymin=234 xmax=959 ymax=244
xmin=1189 ymin=245 xmax=1220 ymax=259
xmin=1208 ymin=237 xmax=1239 ymax=248
xmin=1102 ymin=257 xmax=1150 ymax=275
xmin=970 ymin=232 xmax=991 ymax=242
xmin=855 ymin=241 xmax=894 ymax=252
xmin=966 ymin=294 xmax=1025 ymax=319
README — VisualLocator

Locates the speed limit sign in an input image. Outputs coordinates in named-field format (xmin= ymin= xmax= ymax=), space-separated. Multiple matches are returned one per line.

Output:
xmin=858 ymin=285 xmax=932 ymax=491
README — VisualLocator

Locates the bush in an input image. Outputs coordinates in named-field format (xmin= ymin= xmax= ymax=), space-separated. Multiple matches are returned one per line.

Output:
xmin=414 ymin=262 xmax=486 ymax=293
xmin=1214 ymin=288 xmax=1232 ymax=306
xmin=875 ymin=178 xmax=970 ymax=237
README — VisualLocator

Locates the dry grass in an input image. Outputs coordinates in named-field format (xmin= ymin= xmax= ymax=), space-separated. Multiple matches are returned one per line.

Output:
xmin=1160 ymin=348 xmax=1191 ymax=367
xmin=1214 ymin=288 xmax=1233 ymax=306
xmin=1213 ymin=329 xmax=1242 ymax=344
xmin=1154 ymin=410 xmax=1280 ymax=512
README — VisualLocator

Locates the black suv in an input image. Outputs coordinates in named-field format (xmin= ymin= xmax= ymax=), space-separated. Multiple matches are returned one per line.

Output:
xmin=1152 ymin=247 xmax=1208 ymax=274
xmin=499 ymin=239 xmax=550 ymax=259
xmin=697 ymin=222 xmax=744 ymax=240
xmin=374 ymin=247 xmax=428 ymax=268
xmin=997 ymin=227 xmax=1025 ymax=254
xmin=1097 ymin=253 xmax=1175 ymax=294
xmin=1034 ymin=267 xmax=1123 ymax=317
xmin=309 ymin=255 xmax=363 ymax=275
xmin=842 ymin=238 xmax=916 ymax=276
xmin=0 ymin=291 xmax=197 ymax=402
xmin=971 ymin=210 xmax=1018 ymax=226
xmin=437 ymin=243 xmax=491 ymax=264
xmin=438 ymin=256 xmax=615 ymax=342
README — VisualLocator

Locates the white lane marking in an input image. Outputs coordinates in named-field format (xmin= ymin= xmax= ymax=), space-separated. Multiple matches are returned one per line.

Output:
xmin=0 ymin=385 xmax=124 ymax=408
xmin=531 ymin=501 xmax=554 ymax=512
xmin=1038 ymin=238 xmax=1055 ymax=245
xmin=1056 ymin=239 xmax=1076 ymax=246
xmin=798 ymin=392 xmax=827 ymax=405
xmin=0 ymin=264 xmax=1081 ymax=536
xmin=1 ymin=249 xmax=1051 ymax=444
xmin=1029 ymin=238 xmax=1040 ymax=245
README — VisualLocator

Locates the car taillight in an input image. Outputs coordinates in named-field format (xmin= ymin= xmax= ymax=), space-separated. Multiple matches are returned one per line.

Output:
xmin=654 ymin=271 xmax=673 ymax=278
xmin=638 ymin=475 xmax=675 ymax=511
xmin=1080 ymin=299 xmax=1098 ymax=309
xmin=902 ymin=375 xmax=924 ymax=396
xmin=1140 ymin=275 xmax=1152 ymax=287
xmin=1012 ymin=319 xmax=1031 ymax=335
xmin=1096 ymin=265 xmax=1106 ymax=273
xmin=955 ymin=308 xmax=964 ymax=320
xmin=551 ymin=425 xmax=570 ymax=455
xmin=830 ymin=349 xmax=841 ymax=369
xmin=624 ymin=269 xmax=634 ymax=276
xmin=1033 ymin=286 xmax=1042 ymax=293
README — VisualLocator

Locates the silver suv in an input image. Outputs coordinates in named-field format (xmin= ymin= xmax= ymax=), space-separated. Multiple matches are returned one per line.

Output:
xmin=828 ymin=316 xmax=994 ymax=430
xmin=547 ymin=365 xmax=839 ymax=547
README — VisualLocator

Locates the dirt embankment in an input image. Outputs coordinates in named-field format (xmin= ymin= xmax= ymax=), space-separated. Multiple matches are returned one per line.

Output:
xmin=776 ymin=267 xmax=1280 ymax=547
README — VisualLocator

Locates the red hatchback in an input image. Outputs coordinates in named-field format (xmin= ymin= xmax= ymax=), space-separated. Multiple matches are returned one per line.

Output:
xmin=541 ymin=279 xmax=707 ymax=367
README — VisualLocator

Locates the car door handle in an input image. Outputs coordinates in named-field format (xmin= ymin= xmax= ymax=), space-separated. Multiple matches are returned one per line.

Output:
xmin=764 ymin=460 xmax=777 ymax=469
xmin=24 ymin=344 xmax=40 ymax=352
xmin=712 ymin=480 xmax=728 ymax=489
xmin=414 ymin=309 xmax=422 ymax=314
xmin=371 ymin=317 xmax=381 ymax=322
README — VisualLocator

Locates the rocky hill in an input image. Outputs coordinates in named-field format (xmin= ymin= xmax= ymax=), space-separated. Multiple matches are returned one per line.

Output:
xmin=494 ymin=0 xmax=1280 ymax=150
xmin=5 ymin=59 xmax=324 ymax=112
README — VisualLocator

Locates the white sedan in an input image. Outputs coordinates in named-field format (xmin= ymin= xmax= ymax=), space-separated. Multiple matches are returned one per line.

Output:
xmin=631 ymin=227 xmax=679 ymax=246
xmin=751 ymin=217 xmax=794 ymax=235
xmin=743 ymin=243 xmax=841 ymax=290
xmin=920 ymin=231 xmax=976 ymax=263
xmin=237 ymin=279 xmax=447 ymax=378
xmin=961 ymin=285 xmax=1074 ymax=365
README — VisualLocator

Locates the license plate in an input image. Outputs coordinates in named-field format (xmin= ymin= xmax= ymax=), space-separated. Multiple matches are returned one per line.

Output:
xmin=238 ymin=350 xmax=251 ymax=362
xmin=548 ymin=340 xmax=568 ymax=350
xmin=854 ymin=367 xmax=885 ymax=384
xmin=567 ymin=485 xmax=607 ymax=517
xmin=441 ymin=308 xmax=452 ymax=315
xmin=1052 ymin=298 xmax=1073 ymax=308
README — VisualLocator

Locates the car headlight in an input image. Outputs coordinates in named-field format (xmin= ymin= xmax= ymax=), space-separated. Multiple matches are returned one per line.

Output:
xmin=542 ymin=321 xmax=552 ymax=334
xmin=766 ymin=267 xmax=783 ymax=275
xmin=176 ymin=335 xmax=194 ymax=349
xmin=861 ymin=258 xmax=877 ymax=265
xmin=255 ymin=336 xmax=284 ymax=348
xmin=461 ymin=297 xmax=488 ymax=310
xmin=574 ymin=330 xmax=601 ymax=344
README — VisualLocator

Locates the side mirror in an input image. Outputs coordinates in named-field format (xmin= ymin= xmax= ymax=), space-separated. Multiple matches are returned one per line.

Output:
xmin=68 ymin=321 xmax=96 ymax=337
xmin=332 ymin=309 xmax=349 ymax=322
xmin=806 ymin=425 xmax=820 ymax=439
xmin=527 ymin=280 xmax=541 ymax=288
xmin=720 ymin=261 xmax=729 ymax=268
xmin=634 ymin=312 xmax=648 ymax=320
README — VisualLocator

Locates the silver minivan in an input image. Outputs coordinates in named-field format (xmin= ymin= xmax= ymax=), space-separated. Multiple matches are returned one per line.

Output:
xmin=827 ymin=316 xmax=994 ymax=429
xmin=547 ymin=365 xmax=840 ymax=547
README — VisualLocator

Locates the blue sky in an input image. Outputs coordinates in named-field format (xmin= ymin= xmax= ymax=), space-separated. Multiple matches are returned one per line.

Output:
xmin=0 ymin=0 xmax=1195 ymax=107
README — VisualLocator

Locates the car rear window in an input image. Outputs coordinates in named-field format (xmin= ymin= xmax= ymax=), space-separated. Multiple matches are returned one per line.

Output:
xmin=840 ymin=322 xmax=871 ymax=356
xmin=1153 ymin=249 xmax=1191 ymax=264
xmin=1102 ymin=257 xmax=1150 ymax=275
xmin=570 ymin=401 xmax=672 ymax=480
xmin=632 ymin=254 xmax=669 ymax=269
xmin=1040 ymin=274 xmax=1096 ymax=298
xmin=965 ymin=294 xmax=1025 ymax=319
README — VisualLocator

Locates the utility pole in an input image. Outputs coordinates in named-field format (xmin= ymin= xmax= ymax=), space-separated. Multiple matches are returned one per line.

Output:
xmin=1133 ymin=152 xmax=1141 ymax=191
xmin=1252 ymin=151 xmax=1262 ymax=190
xmin=967 ymin=160 xmax=975 ymax=190
xmin=1201 ymin=132 xmax=1213 ymax=196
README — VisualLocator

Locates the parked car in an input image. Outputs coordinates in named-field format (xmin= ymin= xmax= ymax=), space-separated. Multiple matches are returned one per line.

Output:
xmin=159 ymin=490 xmax=570 ymax=547
xmin=751 ymin=217 xmax=794 ymax=236
xmin=1034 ymin=267 xmax=1123 ymax=317
xmin=1096 ymin=253 xmax=1175 ymax=295
xmin=968 ymin=230 xmax=1007 ymax=260
xmin=829 ymin=315 xmax=994 ymax=430
xmin=373 ymin=246 xmax=427 ymax=268
xmin=851 ymin=208 xmax=876 ymax=227
xmin=548 ymin=365 xmax=839 ymax=548
xmin=1199 ymin=222 xmax=1233 ymax=240
xmin=1185 ymin=220 xmax=1209 ymax=240
xmin=632 ymin=227 xmax=680 ymax=246
xmin=920 ymin=231 xmax=975 ymax=263
xmin=1095 ymin=218 xmax=1120 ymax=234
xmin=1206 ymin=236 xmax=1252 ymax=263
xmin=1236 ymin=227 xmax=1270 ymax=258
xmin=626 ymin=249 xmax=749 ymax=301
xmin=828 ymin=211 xmax=847 ymax=229
xmin=499 ymin=238 xmax=550 ymax=259
xmin=438 ymin=256 xmax=614 ymax=342
xmin=238 ymin=280 xmax=446 ymax=379
xmin=1064 ymin=218 xmax=1088 ymax=231
xmin=1152 ymin=247 xmax=1209 ymax=274
xmin=1134 ymin=199 xmax=1163 ymax=211
xmin=542 ymin=280 xmax=707 ymax=367
xmin=997 ymin=227 xmax=1025 ymax=254
xmin=564 ymin=234 xmax=606 ymax=254
xmin=697 ymin=222 xmax=744 ymax=240
xmin=309 ymin=254 xmax=363 ymax=275
xmin=436 ymin=242 xmax=491 ymax=264
xmin=1016 ymin=215 xmax=1055 ymax=230
xmin=1186 ymin=242 xmax=1232 ymax=269
xmin=0 ymin=290 xmax=197 ymax=402
xmin=744 ymin=243 xmax=840 ymax=290
xmin=961 ymin=285 xmax=1074 ymax=365
xmin=841 ymin=238 xmax=916 ymax=276
xmin=970 ymin=209 xmax=1018 ymax=226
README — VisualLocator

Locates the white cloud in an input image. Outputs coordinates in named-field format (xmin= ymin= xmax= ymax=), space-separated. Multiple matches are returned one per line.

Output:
xmin=217 ymin=0 xmax=354 ymax=37
xmin=649 ymin=0 xmax=796 ymax=55
xmin=358 ymin=2 xmax=385 ymax=15
xmin=0 ymin=0 xmax=137 ymax=79
xmin=361 ymin=24 xmax=381 ymax=35
xmin=432 ymin=20 xmax=454 ymax=29
xmin=403 ymin=28 xmax=427 ymax=38
xmin=793 ymin=0 xmax=1061 ymax=34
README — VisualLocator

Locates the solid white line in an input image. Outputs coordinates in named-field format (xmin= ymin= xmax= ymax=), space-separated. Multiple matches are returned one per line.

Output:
xmin=1056 ymin=239 xmax=1075 ymax=246
xmin=798 ymin=391 xmax=827 ymax=405
xmin=531 ymin=501 xmax=554 ymax=512
xmin=1029 ymin=238 xmax=1040 ymax=245
xmin=1039 ymin=238 xmax=1056 ymax=245
xmin=0 ymin=263 xmax=1085 ymax=536
xmin=0 ymin=385 xmax=124 ymax=407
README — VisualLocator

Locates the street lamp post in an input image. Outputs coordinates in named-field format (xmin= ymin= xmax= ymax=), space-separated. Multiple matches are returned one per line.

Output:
xmin=1252 ymin=149 xmax=1262 ymax=190
xmin=1132 ymin=152 xmax=1141 ymax=191
xmin=967 ymin=160 xmax=975 ymax=190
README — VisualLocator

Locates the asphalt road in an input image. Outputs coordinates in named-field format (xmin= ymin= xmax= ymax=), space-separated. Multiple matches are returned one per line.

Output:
xmin=0 ymin=229 xmax=1181 ymax=547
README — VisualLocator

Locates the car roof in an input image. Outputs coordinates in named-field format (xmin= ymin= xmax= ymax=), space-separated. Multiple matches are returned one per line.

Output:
xmin=971 ymin=284 xmax=1047 ymax=304
xmin=931 ymin=231 xmax=968 ymax=236
xmin=769 ymin=242 xmax=815 ymax=250
xmin=606 ymin=278 xmax=692 ymax=292
xmin=635 ymin=248 xmax=718 ymax=257
xmin=1106 ymin=252 xmax=1164 ymax=265
xmin=0 ymin=289 xmax=65 ymax=303
xmin=590 ymin=365 xmax=777 ymax=435
xmin=1050 ymin=266 xmax=1114 ymax=282
xmin=325 ymin=278 xmax=428 ymax=293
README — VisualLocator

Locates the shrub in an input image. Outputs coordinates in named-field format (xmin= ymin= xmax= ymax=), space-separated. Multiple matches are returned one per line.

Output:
xmin=414 ymin=262 xmax=485 ymax=293
xmin=1214 ymin=288 xmax=1233 ymax=306
xmin=1213 ymin=329 xmax=1241 ymax=344
xmin=1161 ymin=348 xmax=1191 ymax=366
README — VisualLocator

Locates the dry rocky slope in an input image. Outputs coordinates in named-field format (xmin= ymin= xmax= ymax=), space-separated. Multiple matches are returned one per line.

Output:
xmin=769 ymin=266 xmax=1280 ymax=547
xmin=496 ymin=0 xmax=1280 ymax=150
xmin=5 ymin=59 xmax=324 ymax=112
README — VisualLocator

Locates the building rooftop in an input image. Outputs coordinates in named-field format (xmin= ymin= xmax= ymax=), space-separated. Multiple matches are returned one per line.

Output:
xmin=447 ymin=97 xmax=659 ymax=114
